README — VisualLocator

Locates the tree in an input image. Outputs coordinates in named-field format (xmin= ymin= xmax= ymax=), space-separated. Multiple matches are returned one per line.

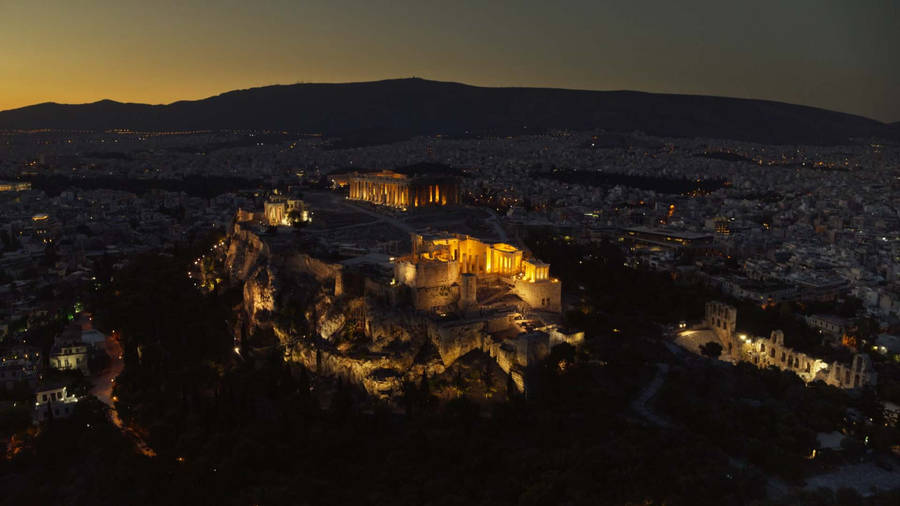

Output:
xmin=853 ymin=317 xmax=880 ymax=340
xmin=400 ymin=378 xmax=417 ymax=417
xmin=835 ymin=487 xmax=863 ymax=506
xmin=419 ymin=372 xmax=431 ymax=399
xmin=700 ymin=341 xmax=723 ymax=360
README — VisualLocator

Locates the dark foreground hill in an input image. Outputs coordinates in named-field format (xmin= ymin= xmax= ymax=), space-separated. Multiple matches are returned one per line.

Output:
xmin=1 ymin=78 xmax=896 ymax=145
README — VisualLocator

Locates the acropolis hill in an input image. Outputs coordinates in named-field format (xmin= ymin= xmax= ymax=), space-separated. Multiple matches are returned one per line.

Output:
xmin=214 ymin=190 xmax=582 ymax=399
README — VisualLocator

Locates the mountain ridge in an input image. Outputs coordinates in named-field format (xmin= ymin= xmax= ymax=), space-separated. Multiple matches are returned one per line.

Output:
xmin=1 ymin=78 xmax=895 ymax=145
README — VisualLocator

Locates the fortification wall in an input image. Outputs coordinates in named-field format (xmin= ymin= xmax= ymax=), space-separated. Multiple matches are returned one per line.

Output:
xmin=288 ymin=253 xmax=340 ymax=282
xmin=545 ymin=326 xmax=586 ymax=348
xmin=286 ymin=253 xmax=343 ymax=296
xmin=413 ymin=284 xmax=459 ymax=311
xmin=429 ymin=320 xmax=486 ymax=365
xmin=490 ymin=341 xmax=518 ymax=376
xmin=416 ymin=259 xmax=459 ymax=288
xmin=487 ymin=333 xmax=551 ymax=392
xmin=394 ymin=261 xmax=417 ymax=287
xmin=513 ymin=279 xmax=561 ymax=312
xmin=485 ymin=313 xmax=516 ymax=333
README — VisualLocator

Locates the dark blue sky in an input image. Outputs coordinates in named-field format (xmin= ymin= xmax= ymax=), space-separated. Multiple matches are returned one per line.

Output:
xmin=2 ymin=0 xmax=897 ymax=121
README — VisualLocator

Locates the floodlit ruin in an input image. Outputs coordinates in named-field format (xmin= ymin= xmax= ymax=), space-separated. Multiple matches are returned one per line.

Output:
xmin=394 ymin=232 xmax=560 ymax=313
xmin=263 ymin=196 xmax=309 ymax=226
xmin=336 ymin=170 xmax=460 ymax=208
xmin=702 ymin=301 xmax=876 ymax=389
xmin=221 ymin=200 xmax=581 ymax=399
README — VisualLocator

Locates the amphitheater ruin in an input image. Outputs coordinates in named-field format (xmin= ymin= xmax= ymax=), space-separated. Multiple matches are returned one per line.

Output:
xmin=702 ymin=301 xmax=876 ymax=389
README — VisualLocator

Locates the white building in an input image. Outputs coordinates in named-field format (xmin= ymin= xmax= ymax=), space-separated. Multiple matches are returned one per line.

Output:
xmin=33 ymin=383 xmax=79 ymax=423
xmin=50 ymin=342 xmax=89 ymax=375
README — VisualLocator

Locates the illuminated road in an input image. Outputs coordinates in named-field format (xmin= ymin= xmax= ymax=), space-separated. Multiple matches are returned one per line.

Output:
xmin=90 ymin=336 xmax=156 ymax=457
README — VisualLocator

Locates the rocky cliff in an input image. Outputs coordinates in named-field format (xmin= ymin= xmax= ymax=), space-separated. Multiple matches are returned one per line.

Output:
xmin=221 ymin=224 xmax=450 ymax=400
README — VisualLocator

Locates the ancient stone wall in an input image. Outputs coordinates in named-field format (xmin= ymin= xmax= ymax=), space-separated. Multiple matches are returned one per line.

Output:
xmin=415 ymin=259 xmax=459 ymax=288
xmin=824 ymin=354 xmax=877 ymax=389
xmin=486 ymin=332 xmax=551 ymax=392
xmin=394 ymin=260 xmax=416 ymax=287
xmin=513 ymin=278 xmax=561 ymax=312
xmin=705 ymin=301 xmax=737 ymax=344
xmin=544 ymin=326 xmax=586 ymax=348
xmin=429 ymin=320 xmax=486 ymax=365
xmin=742 ymin=330 xmax=829 ymax=382
xmin=703 ymin=301 xmax=877 ymax=389
xmin=288 ymin=253 xmax=341 ymax=283
xmin=458 ymin=273 xmax=477 ymax=310
xmin=485 ymin=313 xmax=516 ymax=333
xmin=414 ymin=284 xmax=460 ymax=312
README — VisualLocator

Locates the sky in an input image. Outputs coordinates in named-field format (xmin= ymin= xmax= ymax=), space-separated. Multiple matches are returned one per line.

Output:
xmin=1 ymin=0 xmax=898 ymax=122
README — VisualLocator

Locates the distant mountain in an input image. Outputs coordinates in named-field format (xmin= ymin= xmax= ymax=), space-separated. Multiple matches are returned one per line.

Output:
xmin=1 ymin=78 xmax=896 ymax=145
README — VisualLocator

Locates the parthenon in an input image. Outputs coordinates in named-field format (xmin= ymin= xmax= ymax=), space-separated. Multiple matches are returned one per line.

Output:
xmin=343 ymin=170 xmax=460 ymax=208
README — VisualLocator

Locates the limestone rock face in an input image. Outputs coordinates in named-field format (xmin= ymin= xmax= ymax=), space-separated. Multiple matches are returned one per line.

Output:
xmin=225 ymin=226 xmax=270 ymax=282
xmin=366 ymin=312 xmax=417 ymax=351
xmin=317 ymin=310 xmax=346 ymax=341
xmin=244 ymin=265 xmax=277 ymax=325
xmin=304 ymin=293 xmax=346 ymax=340
xmin=283 ymin=334 xmax=409 ymax=399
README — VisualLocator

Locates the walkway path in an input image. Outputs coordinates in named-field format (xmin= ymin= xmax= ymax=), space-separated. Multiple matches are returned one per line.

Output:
xmin=630 ymin=363 xmax=671 ymax=428
xmin=336 ymin=196 xmax=414 ymax=234
xmin=89 ymin=336 xmax=156 ymax=457
xmin=482 ymin=209 xmax=508 ymax=242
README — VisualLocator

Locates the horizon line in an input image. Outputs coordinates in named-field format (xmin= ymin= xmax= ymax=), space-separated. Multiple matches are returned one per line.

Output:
xmin=1 ymin=77 xmax=895 ymax=125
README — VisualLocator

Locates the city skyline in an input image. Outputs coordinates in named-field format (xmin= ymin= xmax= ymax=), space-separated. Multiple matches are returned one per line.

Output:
xmin=1 ymin=0 xmax=898 ymax=122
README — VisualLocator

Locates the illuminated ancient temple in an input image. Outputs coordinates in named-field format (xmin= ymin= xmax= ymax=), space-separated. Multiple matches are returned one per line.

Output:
xmin=343 ymin=170 xmax=459 ymax=208
xmin=393 ymin=232 xmax=561 ymax=313
xmin=264 ymin=196 xmax=307 ymax=226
